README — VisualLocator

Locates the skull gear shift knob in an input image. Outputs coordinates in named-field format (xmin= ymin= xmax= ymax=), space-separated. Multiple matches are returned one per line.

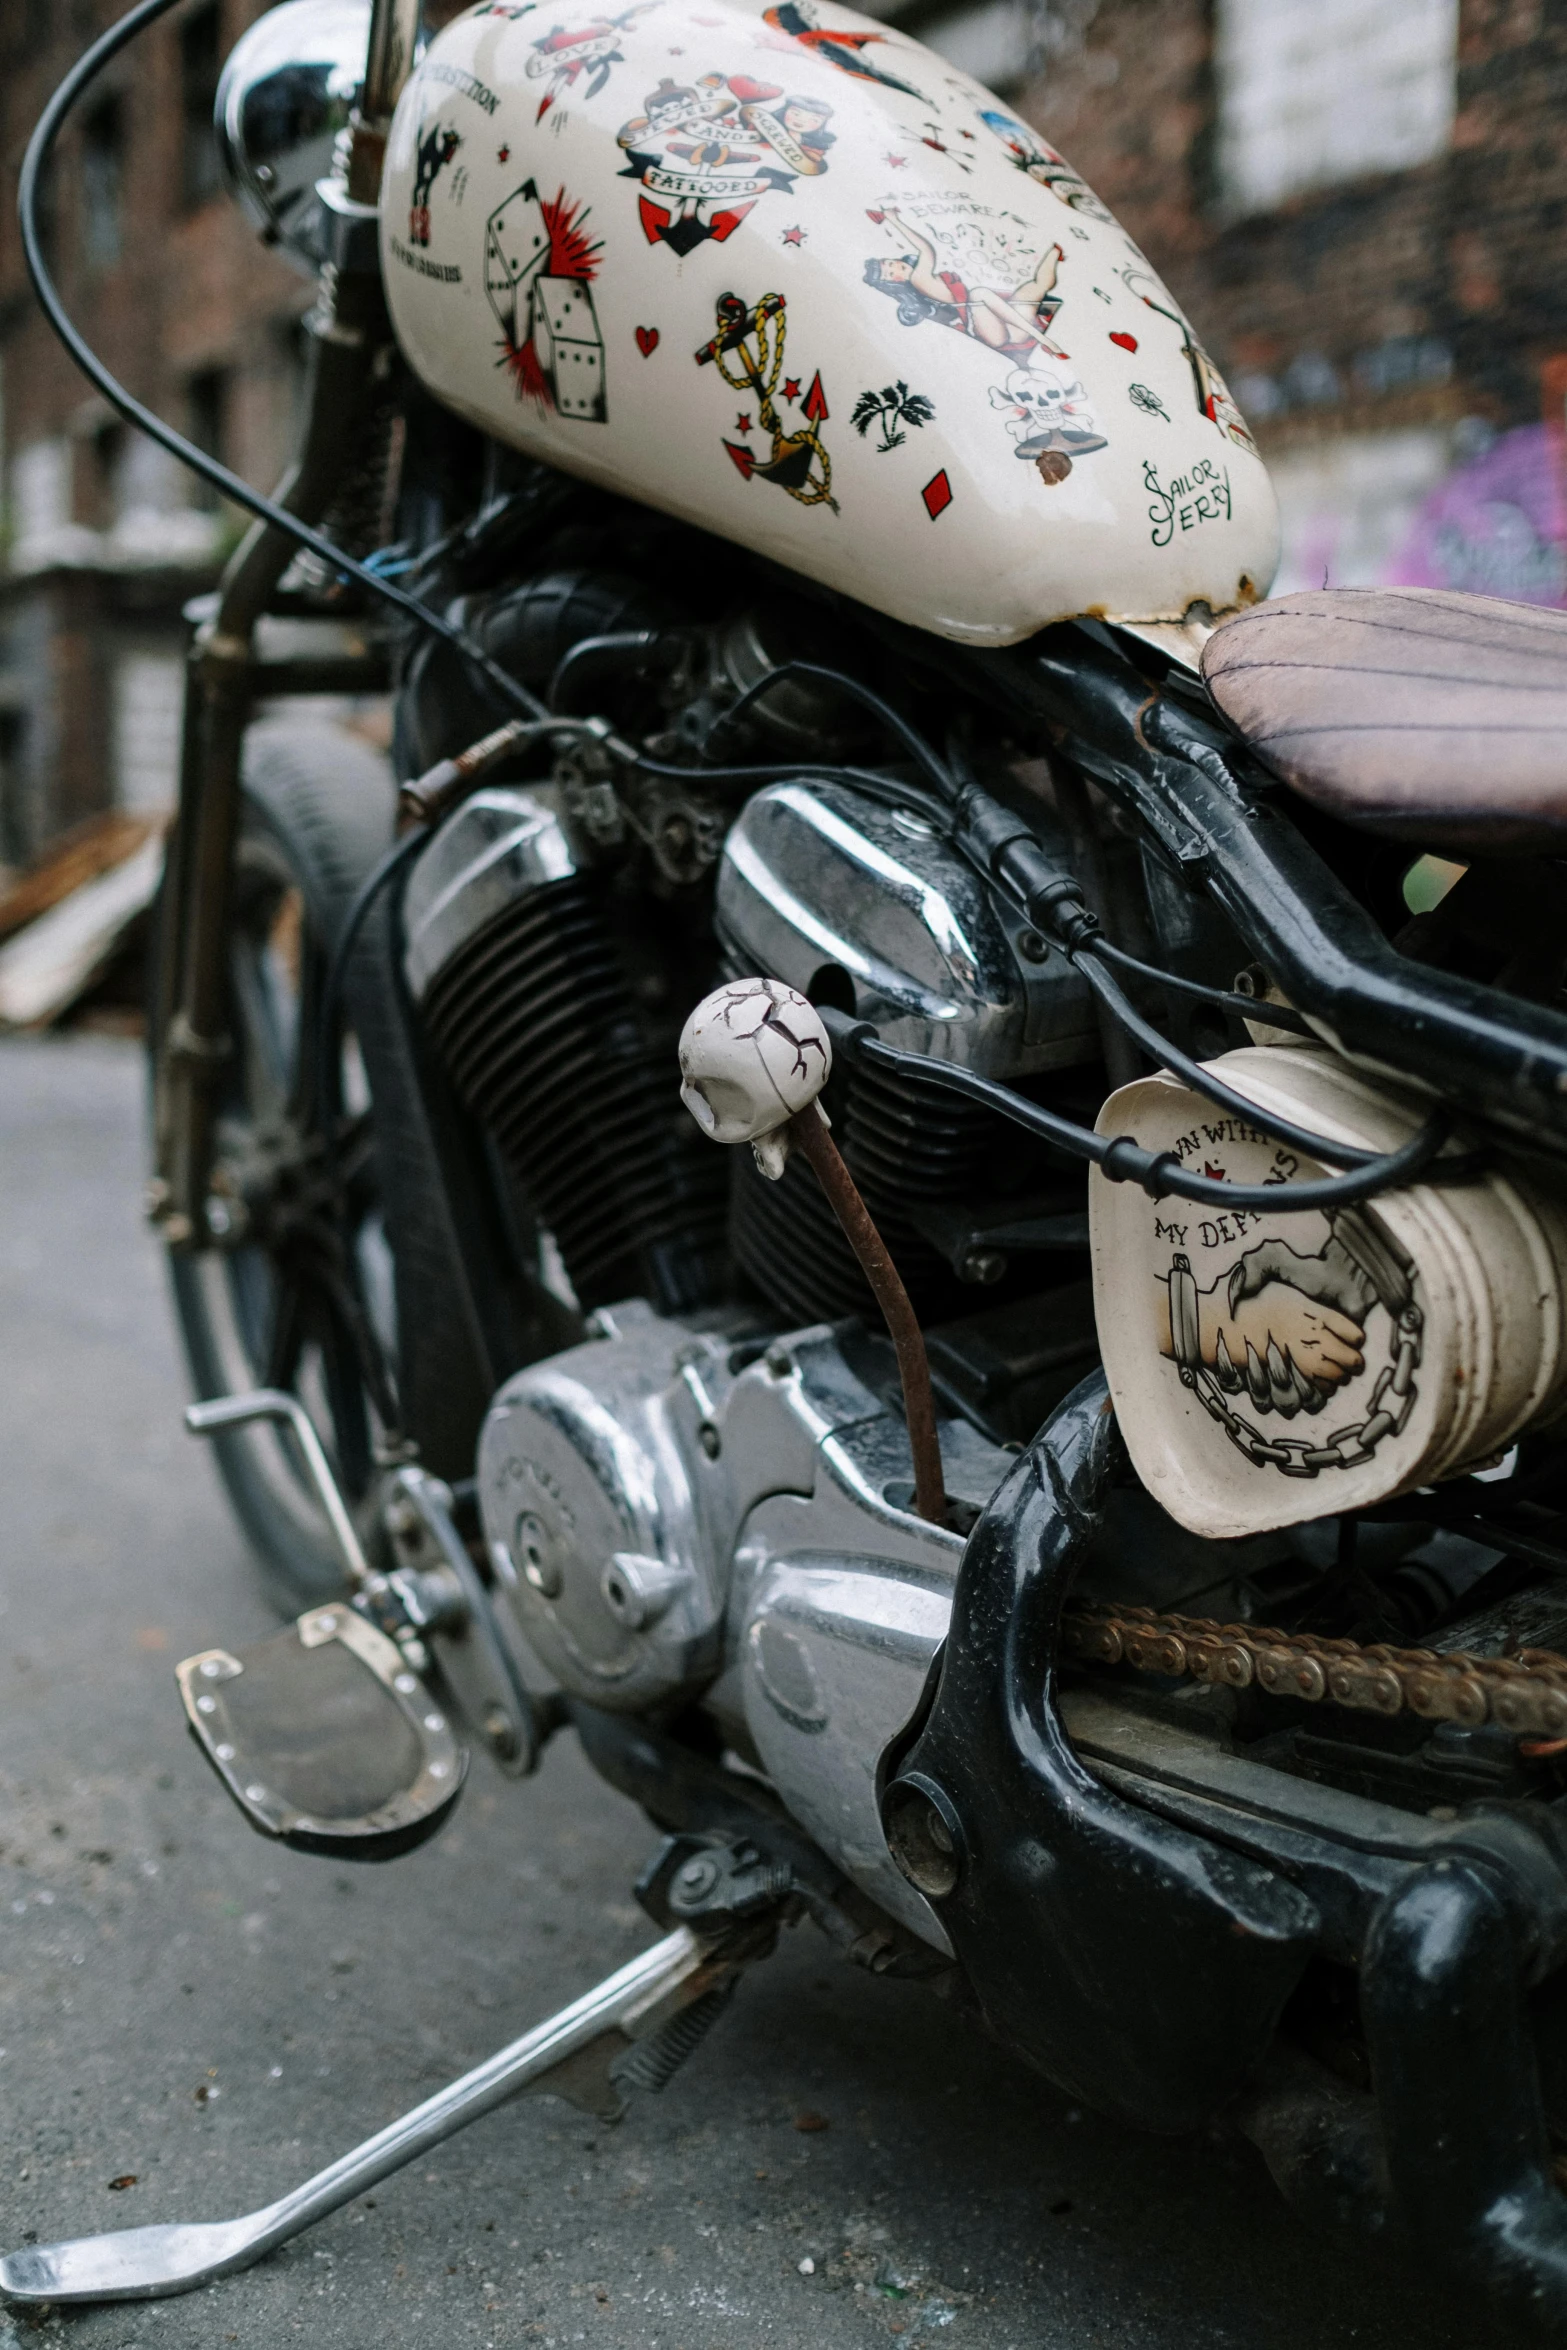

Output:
xmin=677 ymin=979 xmax=832 ymax=1159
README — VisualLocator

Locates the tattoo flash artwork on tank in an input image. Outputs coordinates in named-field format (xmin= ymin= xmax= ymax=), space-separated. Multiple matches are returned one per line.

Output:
xmin=525 ymin=6 xmax=656 ymax=122
xmin=976 ymin=105 xmax=1113 ymax=223
xmin=759 ymin=0 xmax=930 ymax=101
xmin=379 ymin=0 xmax=1280 ymax=644
xmin=862 ymin=199 xmax=1106 ymax=485
xmin=617 ymin=70 xmax=835 ymax=253
xmin=695 ymin=290 xmax=834 ymax=507
xmin=485 ymin=179 xmax=608 ymax=419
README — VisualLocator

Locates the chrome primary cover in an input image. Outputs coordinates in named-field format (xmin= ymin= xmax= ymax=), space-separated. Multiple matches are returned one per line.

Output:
xmin=477 ymin=1304 xmax=1014 ymax=1947
xmin=216 ymin=0 xmax=371 ymax=272
xmin=478 ymin=1302 xmax=741 ymax=1711
xmin=379 ymin=0 xmax=1279 ymax=644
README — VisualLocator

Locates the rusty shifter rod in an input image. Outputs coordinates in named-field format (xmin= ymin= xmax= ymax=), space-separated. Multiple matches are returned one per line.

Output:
xmin=787 ymin=1100 xmax=947 ymax=1526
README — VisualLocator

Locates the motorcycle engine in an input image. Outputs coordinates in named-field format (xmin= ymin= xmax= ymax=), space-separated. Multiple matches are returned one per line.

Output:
xmin=397 ymin=565 xmax=1119 ymax=1937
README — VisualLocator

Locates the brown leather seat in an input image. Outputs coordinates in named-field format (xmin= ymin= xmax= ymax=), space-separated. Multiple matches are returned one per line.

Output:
xmin=1200 ymin=587 xmax=1567 ymax=853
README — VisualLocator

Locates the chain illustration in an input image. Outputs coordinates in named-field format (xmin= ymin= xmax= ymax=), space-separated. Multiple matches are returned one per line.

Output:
xmin=1062 ymin=1597 xmax=1567 ymax=1739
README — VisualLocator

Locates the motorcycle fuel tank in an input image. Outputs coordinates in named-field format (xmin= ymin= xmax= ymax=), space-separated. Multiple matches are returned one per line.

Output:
xmin=380 ymin=0 xmax=1279 ymax=644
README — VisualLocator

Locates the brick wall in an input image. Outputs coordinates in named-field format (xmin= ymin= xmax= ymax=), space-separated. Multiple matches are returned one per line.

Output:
xmin=1021 ymin=0 xmax=1567 ymax=445
xmin=0 ymin=0 xmax=309 ymax=860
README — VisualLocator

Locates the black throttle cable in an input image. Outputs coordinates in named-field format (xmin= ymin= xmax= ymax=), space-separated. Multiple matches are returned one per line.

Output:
xmin=818 ymin=1010 xmax=1460 ymax=1213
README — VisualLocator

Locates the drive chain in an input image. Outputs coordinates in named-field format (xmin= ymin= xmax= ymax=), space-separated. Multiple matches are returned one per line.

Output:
xmin=1061 ymin=1599 xmax=1567 ymax=1739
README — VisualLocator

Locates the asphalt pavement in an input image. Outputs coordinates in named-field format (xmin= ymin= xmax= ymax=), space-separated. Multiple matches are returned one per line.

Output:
xmin=0 ymin=1033 xmax=1498 ymax=2350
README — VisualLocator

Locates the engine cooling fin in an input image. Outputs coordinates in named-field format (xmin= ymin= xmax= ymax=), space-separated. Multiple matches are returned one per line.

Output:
xmin=420 ymin=875 xmax=727 ymax=1313
xmin=732 ymin=1057 xmax=998 ymax=1326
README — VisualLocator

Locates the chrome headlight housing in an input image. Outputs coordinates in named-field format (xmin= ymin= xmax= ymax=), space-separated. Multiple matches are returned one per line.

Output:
xmin=215 ymin=0 xmax=371 ymax=272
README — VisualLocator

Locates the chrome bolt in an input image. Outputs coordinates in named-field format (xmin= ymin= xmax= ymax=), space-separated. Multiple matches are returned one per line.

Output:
xmin=672 ymin=1853 xmax=721 ymax=1908
xmin=886 ymin=1784 xmax=962 ymax=1900
xmin=959 ymin=1248 xmax=1007 ymax=1286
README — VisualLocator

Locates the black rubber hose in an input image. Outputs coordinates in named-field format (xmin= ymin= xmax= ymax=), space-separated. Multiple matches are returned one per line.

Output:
xmin=709 ymin=660 xmax=955 ymax=797
xmin=1073 ymin=950 xmax=1388 ymax=1167
xmin=1085 ymin=937 xmax=1316 ymax=1040
xmin=315 ymin=827 xmax=432 ymax=1129
xmin=18 ymin=0 xmax=548 ymax=729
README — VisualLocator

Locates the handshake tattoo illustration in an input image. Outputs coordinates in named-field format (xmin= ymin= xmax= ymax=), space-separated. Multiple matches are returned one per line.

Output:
xmin=1160 ymin=1227 xmax=1383 ymax=1420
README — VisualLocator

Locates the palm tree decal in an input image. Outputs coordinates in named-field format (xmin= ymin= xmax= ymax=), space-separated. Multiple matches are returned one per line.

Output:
xmin=851 ymin=381 xmax=935 ymax=452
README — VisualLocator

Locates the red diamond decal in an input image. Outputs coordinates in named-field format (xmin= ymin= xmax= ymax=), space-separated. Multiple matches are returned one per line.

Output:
xmin=921 ymin=470 xmax=953 ymax=520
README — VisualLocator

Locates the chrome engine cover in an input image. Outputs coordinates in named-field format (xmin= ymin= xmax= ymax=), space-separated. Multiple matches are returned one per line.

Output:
xmin=477 ymin=1310 xmax=1014 ymax=1946
xmin=716 ymin=780 xmax=1098 ymax=1074
xmin=477 ymin=1302 xmax=738 ymax=1712
xmin=402 ymin=784 xmax=579 ymax=1001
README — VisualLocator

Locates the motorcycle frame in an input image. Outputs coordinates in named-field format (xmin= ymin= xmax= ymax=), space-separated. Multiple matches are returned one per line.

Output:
xmin=127 ymin=0 xmax=1567 ymax=2327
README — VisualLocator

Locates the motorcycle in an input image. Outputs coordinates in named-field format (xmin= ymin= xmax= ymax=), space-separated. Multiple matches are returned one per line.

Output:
xmin=12 ymin=0 xmax=1567 ymax=2326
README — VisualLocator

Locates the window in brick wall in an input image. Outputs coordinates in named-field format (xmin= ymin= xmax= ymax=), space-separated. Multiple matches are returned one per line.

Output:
xmin=1216 ymin=0 xmax=1459 ymax=215
xmin=81 ymin=94 xmax=125 ymax=270
xmin=180 ymin=0 xmax=223 ymax=208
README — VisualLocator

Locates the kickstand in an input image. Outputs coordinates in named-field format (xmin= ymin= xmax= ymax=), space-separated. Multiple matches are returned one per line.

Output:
xmin=0 ymin=1844 xmax=788 ymax=2308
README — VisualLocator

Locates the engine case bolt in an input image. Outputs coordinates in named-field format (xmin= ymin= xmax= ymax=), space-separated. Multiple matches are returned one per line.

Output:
xmin=1018 ymin=928 xmax=1050 ymax=962
xmin=514 ymin=1513 xmax=562 ymax=1599
xmin=671 ymin=1853 xmax=721 ymax=1908
xmin=959 ymin=1248 xmax=1007 ymax=1286
xmin=884 ymin=1779 xmax=963 ymax=1899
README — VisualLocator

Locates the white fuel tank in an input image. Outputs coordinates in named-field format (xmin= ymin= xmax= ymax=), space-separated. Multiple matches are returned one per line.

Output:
xmin=381 ymin=0 xmax=1279 ymax=644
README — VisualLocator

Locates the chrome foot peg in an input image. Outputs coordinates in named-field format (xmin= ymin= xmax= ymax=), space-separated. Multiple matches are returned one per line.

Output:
xmin=177 ymin=1605 xmax=466 ymax=1860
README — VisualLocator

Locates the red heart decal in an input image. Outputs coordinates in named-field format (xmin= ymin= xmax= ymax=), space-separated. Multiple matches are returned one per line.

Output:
xmin=635 ymin=325 xmax=659 ymax=357
xmin=727 ymin=74 xmax=781 ymax=101
xmin=1110 ymin=331 xmax=1138 ymax=352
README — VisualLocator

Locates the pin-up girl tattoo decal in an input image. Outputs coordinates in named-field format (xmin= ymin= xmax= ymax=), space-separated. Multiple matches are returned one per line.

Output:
xmin=762 ymin=1 xmax=929 ymax=101
xmin=863 ymin=209 xmax=1068 ymax=364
